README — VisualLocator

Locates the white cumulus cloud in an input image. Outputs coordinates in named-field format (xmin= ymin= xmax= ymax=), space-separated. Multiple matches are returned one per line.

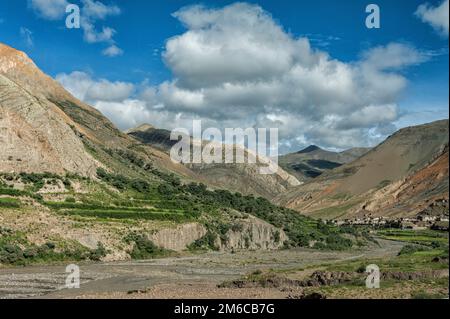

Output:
xmin=56 ymin=71 xmax=134 ymax=103
xmin=102 ymin=44 xmax=123 ymax=57
xmin=152 ymin=3 xmax=426 ymax=149
xmin=29 ymin=0 xmax=123 ymax=55
xmin=416 ymin=0 xmax=449 ymax=37
xmin=29 ymin=0 xmax=68 ymax=20
xmin=80 ymin=0 xmax=121 ymax=45
xmin=56 ymin=3 xmax=431 ymax=151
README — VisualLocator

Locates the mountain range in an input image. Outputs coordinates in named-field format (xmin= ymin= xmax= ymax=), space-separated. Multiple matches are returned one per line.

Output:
xmin=0 ymin=42 xmax=448 ymax=261
xmin=1 ymin=42 xmax=448 ymax=220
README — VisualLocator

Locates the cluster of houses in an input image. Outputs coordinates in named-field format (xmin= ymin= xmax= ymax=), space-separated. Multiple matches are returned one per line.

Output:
xmin=329 ymin=199 xmax=449 ymax=231
xmin=331 ymin=214 xmax=449 ymax=231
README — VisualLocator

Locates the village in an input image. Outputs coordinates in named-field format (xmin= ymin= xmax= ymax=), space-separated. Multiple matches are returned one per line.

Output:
xmin=331 ymin=213 xmax=449 ymax=231
xmin=329 ymin=199 xmax=450 ymax=230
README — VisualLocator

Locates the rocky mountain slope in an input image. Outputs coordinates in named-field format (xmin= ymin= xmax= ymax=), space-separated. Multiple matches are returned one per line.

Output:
xmin=0 ymin=45 xmax=99 ymax=176
xmin=279 ymin=145 xmax=370 ymax=181
xmin=276 ymin=120 xmax=449 ymax=219
xmin=0 ymin=43 xmax=197 ymax=181
xmin=360 ymin=145 xmax=448 ymax=218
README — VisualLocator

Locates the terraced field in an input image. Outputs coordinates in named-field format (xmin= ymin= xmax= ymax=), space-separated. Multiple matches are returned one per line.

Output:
xmin=377 ymin=229 xmax=449 ymax=245
xmin=43 ymin=201 xmax=198 ymax=222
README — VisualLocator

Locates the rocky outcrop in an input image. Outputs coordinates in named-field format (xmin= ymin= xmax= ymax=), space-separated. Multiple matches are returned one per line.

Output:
xmin=215 ymin=216 xmax=287 ymax=251
xmin=148 ymin=216 xmax=287 ymax=252
xmin=150 ymin=223 xmax=207 ymax=251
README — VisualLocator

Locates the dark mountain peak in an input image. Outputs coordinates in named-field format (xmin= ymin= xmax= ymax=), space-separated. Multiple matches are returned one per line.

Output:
xmin=125 ymin=123 xmax=155 ymax=134
xmin=297 ymin=145 xmax=322 ymax=154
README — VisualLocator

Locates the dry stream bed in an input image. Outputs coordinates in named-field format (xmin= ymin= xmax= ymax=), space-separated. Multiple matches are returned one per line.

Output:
xmin=0 ymin=239 xmax=410 ymax=299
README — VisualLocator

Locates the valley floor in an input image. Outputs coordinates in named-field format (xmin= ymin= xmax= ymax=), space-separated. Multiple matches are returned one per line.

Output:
xmin=0 ymin=239 xmax=413 ymax=299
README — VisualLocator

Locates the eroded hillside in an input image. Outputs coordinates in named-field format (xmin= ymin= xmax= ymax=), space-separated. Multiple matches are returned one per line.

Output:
xmin=276 ymin=120 xmax=449 ymax=219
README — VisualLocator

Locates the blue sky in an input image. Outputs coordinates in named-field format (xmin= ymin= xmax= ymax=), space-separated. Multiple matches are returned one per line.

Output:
xmin=0 ymin=0 xmax=448 ymax=152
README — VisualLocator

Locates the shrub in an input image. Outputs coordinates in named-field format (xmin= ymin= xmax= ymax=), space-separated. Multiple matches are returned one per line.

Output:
xmin=0 ymin=188 xmax=42 ymax=200
xmin=188 ymin=231 xmax=218 ymax=251
xmin=0 ymin=228 xmax=106 ymax=266
xmin=45 ymin=242 xmax=56 ymax=250
xmin=124 ymin=233 xmax=171 ymax=259
xmin=96 ymin=168 xmax=150 ymax=193
xmin=0 ymin=198 xmax=21 ymax=208
xmin=324 ymin=234 xmax=353 ymax=250
xmin=398 ymin=244 xmax=429 ymax=256
xmin=18 ymin=172 xmax=61 ymax=191
xmin=230 ymin=223 xmax=244 ymax=233
xmin=89 ymin=242 xmax=107 ymax=261
xmin=272 ymin=230 xmax=281 ymax=243
xmin=96 ymin=168 xmax=108 ymax=179
xmin=431 ymin=241 xmax=446 ymax=249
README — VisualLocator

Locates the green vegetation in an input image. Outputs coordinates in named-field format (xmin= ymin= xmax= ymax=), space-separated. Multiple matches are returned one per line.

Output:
xmin=412 ymin=290 xmax=448 ymax=299
xmin=43 ymin=199 xmax=199 ymax=222
xmin=2 ymin=165 xmax=369 ymax=254
xmin=398 ymin=244 xmax=430 ymax=256
xmin=156 ymin=181 xmax=364 ymax=250
xmin=251 ymin=234 xmax=448 ymax=298
xmin=96 ymin=167 xmax=151 ymax=192
xmin=188 ymin=231 xmax=219 ymax=251
xmin=97 ymin=167 xmax=354 ymax=249
xmin=0 ymin=187 xmax=43 ymax=200
xmin=377 ymin=229 xmax=449 ymax=246
xmin=0 ymin=198 xmax=21 ymax=208
xmin=221 ymin=241 xmax=449 ymax=298
xmin=350 ymin=229 xmax=450 ymax=272
xmin=124 ymin=233 xmax=173 ymax=259
xmin=313 ymin=234 xmax=353 ymax=250
xmin=330 ymin=249 xmax=448 ymax=274
xmin=0 ymin=172 xmax=83 ymax=200
xmin=14 ymin=172 xmax=71 ymax=192
xmin=61 ymin=209 xmax=197 ymax=222
xmin=0 ymin=227 xmax=107 ymax=266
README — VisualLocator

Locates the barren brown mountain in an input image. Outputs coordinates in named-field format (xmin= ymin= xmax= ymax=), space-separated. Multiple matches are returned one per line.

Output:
xmin=276 ymin=120 xmax=449 ymax=219
xmin=0 ymin=42 xmax=198 ymax=180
